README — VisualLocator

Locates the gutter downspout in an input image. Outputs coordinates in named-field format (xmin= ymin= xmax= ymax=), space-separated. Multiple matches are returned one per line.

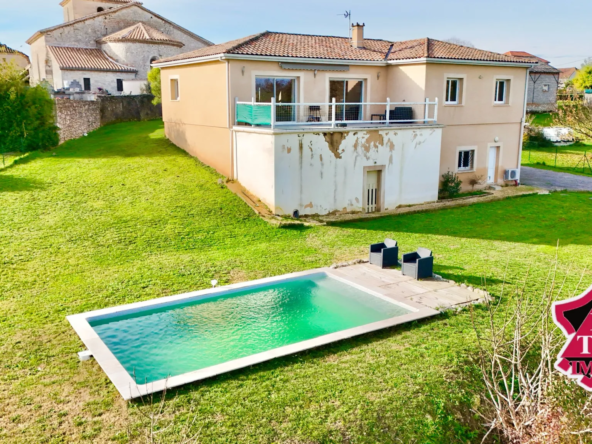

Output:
xmin=518 ymin=67 xmax=530 ymax=183
xmin=226 ymin=59 xmax=234 ymax=180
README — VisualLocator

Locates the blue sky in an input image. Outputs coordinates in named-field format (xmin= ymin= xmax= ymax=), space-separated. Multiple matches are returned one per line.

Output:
xmin=1 ymin=0 xmax=589 ymax=68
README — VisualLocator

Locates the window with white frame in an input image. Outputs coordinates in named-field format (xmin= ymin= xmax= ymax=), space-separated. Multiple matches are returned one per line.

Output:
xmin=170 ymin=78 xmax=179 ymax=101
xmin=458 ymin=149 xmax=475 ymax=171
xmin=495 ymin=79 xmax=509 ymax=104
xmin=445 ymin=78 xmax=462 ymax=104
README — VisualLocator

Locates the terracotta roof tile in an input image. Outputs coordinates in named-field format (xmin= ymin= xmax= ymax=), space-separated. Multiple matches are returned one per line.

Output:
xmin=98 ymin=23 xmax=184 ymax=47
xmin=156 ymin=32 xmax=534 ymax=66
xmin=48 ymin=46 xmax=137 ymax=72
xmin=0 ymin=43 xmax=29 ymax=61
xmin=559 ymin=67 xmax=578 ymax=79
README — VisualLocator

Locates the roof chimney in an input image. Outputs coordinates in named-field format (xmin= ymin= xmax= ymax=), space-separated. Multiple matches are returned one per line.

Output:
xmin=351 ymin=23 xmax=365 ymax=49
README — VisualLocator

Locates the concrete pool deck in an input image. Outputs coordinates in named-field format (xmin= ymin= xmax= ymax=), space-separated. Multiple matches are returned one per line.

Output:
xmin=331 ymin=264 xmax=488 ymax=311
xmin=68 ymin=266 xmax=485 ymax=400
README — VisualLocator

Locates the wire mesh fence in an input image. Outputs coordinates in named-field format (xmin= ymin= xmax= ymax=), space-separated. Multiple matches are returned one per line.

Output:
xmin=522 ymin=145 xmax=592 ymax=176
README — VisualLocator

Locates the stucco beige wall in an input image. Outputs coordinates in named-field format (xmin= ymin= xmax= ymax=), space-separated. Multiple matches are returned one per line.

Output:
xmin=386 ymin=64 xmax=427 ymax=103
xmin=228 ymin=60 xmax=388 ymax=121
xmin=161 ymin=61 xmax=232 ymax=177
xmin=424 ymin=63 xmax=528 ymax=187
xmin=439 ymin=123 xmax=521 ymax=186
xmin=1 ymin=53 xmax=30 ymax=70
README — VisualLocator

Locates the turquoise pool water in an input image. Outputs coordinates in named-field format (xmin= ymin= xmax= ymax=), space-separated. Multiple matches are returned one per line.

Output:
xmin=90 ymin=275 xmax=410 ymax=383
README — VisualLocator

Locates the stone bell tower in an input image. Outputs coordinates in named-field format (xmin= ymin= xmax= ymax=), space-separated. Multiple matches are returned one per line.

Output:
xmin=60 ymin=0 xmax=140 ymax=23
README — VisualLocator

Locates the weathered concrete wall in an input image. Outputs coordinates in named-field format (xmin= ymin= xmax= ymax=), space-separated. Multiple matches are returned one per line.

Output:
xmin=55 ymin=95 xmax=161 ymax=143
xmin=54 ymin=98 xmax=101 ymax=143
xmin=99 ymin=95 xmax=162 ymax=125
xmin=235 ymin=126 xmax=443 ymax=216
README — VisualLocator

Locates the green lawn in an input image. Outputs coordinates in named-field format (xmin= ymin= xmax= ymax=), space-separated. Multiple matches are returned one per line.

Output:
xmin=2 ymin=121 xmax=592 ymax=443
xmin=522 ymin=141 xmax=592 ymax=177
xmin=529 ymin=112 xmax=555 ymax=127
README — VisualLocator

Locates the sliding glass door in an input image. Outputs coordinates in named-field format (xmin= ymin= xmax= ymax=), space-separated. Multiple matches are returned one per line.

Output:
xmin=255 ymin=77 xmax=296 ymax=122
xmin=329 ymin=80 xmax=364 ymax=121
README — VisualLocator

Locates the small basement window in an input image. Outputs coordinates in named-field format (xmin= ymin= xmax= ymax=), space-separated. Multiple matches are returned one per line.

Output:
xmin=445 ymin=78 xmax=462 ymax=104
xmin=170 ymin=78 xmax=180 ymax=101
xmin=116 ymin=79 xmax=123 ymax=92
xmin=495 ymin=79 xmax=509 ymax=104
xmin=83 ymin=78 xmax=91 ymax=91
xmin=458 ymin=149 xmax=475 ymax=172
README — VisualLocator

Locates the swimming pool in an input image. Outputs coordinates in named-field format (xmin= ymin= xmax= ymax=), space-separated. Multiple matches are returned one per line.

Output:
xmin=68 ymin=269 xmax=438 ymax=399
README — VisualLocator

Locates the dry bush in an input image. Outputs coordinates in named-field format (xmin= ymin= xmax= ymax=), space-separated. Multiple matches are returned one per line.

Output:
xmin=471 ymin=255 xmax=592 ymax=443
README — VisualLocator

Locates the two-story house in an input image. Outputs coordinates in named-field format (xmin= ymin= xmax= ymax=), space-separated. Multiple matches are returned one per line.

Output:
xmin=153 ymin=26 xmax=535 ymax=216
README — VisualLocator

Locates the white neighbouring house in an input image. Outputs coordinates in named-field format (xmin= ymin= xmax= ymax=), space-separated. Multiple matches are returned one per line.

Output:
xmin=27 ymin=0 xmax=211 ymax=95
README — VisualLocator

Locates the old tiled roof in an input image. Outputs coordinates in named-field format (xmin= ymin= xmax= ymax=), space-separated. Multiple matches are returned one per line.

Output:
xmin=559 ymin=67 xmax=578 ymax=79
xmin=504 ymin=51 xmax=549 ymax=63
xmin=98 ymin=23 xmax=184 ymax=47
xmin=155 ymin=32 xmax=534 ymax=66
xmin=504 ymin=51 xmax=560 ymax=74
xmin=48 ymin=46 xmax=137 ymax=72
xmin=27 ymin=4 xmax=212 ymax=46
xmin=0 ymin=43 xmax=30 ymax=60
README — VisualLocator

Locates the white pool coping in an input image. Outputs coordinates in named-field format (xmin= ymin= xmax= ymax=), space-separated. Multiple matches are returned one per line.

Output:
xmin=67 ymin=268 xmax=439 ymax=400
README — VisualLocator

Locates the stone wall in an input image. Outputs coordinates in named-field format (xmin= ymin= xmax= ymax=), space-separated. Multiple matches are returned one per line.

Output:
xmin=54 ymin=98 xmax=101 ymax=143
xmin=527 ymin=73 xmax=559 ymax=112
xmin=55 ymin=95 xmax=162 ymax=143
xmin=99 ymin=95 xmax=162 ymax=126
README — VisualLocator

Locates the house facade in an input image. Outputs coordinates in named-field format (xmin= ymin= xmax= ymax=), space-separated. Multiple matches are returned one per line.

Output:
xmin=27 ymin=0 xmax=211 ymax=95
xmin=559 ymin=67 xmax=579 ymax=88
xmin=0 ymin=43 xmax=30 ymax=70
xmin=154 ymin=27 xmax=534 ymax=216
xmin=505 ymin=51 xmax=560 ymax=112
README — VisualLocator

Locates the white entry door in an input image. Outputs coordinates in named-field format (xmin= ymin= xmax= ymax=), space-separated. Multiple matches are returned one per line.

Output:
xmin=366 ymin=170 xmax=379 ymax=213
xmin=487 ymin=147 xmax=498 ymax=183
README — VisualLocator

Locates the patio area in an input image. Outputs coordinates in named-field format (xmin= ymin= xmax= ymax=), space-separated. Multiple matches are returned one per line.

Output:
xmin=330 ymin=263 xmax=489 ymax=311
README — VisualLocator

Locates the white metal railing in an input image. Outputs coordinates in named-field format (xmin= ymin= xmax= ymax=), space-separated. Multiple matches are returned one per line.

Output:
xmin=235 ymin=97 xmax=439 ymax=129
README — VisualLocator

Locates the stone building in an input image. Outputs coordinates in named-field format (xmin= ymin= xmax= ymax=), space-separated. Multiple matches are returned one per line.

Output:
xmin=505 ymin=51 xmax=560 ymax=112
xmin=0 ymin=43 xmax=30 ymax=70
xmin=27 ymin=0 xmax=211 ymax=95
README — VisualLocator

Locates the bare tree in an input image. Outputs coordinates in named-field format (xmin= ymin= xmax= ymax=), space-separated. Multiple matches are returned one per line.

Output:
xmin=444 ymin=37 xmax=475 ymax=48
xmin=554 ymin=99 xmax=592 ymax=141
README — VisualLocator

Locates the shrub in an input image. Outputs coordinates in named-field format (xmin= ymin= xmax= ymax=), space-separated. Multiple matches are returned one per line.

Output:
xmin=0 ymin=61 xmax=58 ymax=157
xmin=439 ymin=171 xmax=462 ymax=199
xmin=147 ymin=68 xmax=161 ymax=105
xmin=524 ymin=125 xmax=555 ymax=148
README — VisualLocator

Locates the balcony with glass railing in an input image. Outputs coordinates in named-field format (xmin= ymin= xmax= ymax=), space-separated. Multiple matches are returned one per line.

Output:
xmin=234 ymin=97 xmax=439 ymax=130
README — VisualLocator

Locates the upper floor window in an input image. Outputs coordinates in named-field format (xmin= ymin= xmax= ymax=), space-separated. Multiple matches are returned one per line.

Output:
xmin=542 ymin=84 xmax=550 ymax=92
xmin=170 ymin=77 xmax=180 ymax=101
xmin=495 ymin=79 xmax=509 ymax=104
xmin=445 ymin=78 xmax=462 ymax=104
xmin=116 ymin=79 xmax=123 ymax=92
xmin=83 ymin=78 xmax=91 ymax=91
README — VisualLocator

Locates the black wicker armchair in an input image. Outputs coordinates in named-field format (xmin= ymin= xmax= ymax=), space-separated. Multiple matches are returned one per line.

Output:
xmin=369 ymin=239 xmax=399 ymax=269
xmin=402 ymin=248 xmax=433 ymax=280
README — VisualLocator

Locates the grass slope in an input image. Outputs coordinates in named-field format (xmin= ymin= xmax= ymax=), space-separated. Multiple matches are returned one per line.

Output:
xmin=1 ymin=121 xmax=591 ymax=443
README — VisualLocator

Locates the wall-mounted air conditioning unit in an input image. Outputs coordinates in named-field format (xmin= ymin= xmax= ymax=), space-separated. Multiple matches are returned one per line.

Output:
xmin=504 ymin=169 xmax=520 ymax=181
